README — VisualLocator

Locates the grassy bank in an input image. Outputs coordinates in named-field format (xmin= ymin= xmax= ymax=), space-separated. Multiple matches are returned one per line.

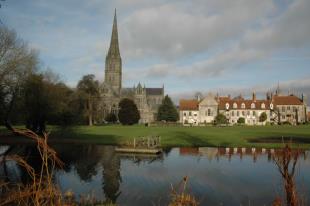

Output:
xmin=1 ymin=125 xmax=310 ymax=148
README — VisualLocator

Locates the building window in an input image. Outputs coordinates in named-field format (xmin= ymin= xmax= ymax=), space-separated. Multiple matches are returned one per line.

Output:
xmin=189 ymin=111 xmax=192 ymax=116
xmin=232 ymin=111 xmax=235 ymax=117
xmin=242 ymin=111 xmax=245 ymax=116
xmin=233 ymin=103 xmax=237 ymax=109
xmin=247 ymin=111 xmax=250 ymax=116
xmin=208 ymin=108 xmax=211 ymax=116
xmin=261 ymin=103 xmax=265 ymax=109
xmin=183 ymin=112 xmax=186 ymax=116
xmin=251 ymin=103 xmax=255 ymax=109
xmin=241 ymin=103 xmax=245 ymax=109
xmin=237 ymin=111 xmax=240 ymax=117
xmin=194 ymin=113 xmax=197 ymax=116
xmin=287 ymin=106 xmax=290 ymax=110
xmin=282 ymin=115 xmax=285 ymax=119
xmin=282 ymin=107 xmax=285 ymax=112
xmin=253 ymin=111 xmax=256 ymax=116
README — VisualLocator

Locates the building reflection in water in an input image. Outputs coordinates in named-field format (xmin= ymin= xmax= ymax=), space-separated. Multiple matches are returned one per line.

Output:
xmin=101 ymin=146 xmax=121 ymax=203
xmin=179 ymin=146 xmax=307 ymax=163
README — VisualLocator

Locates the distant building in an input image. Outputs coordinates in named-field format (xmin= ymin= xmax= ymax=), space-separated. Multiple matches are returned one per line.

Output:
xmin=218 ymin=93 xmax=272 ymax=125
xmin=179 ymin=99 xmax=199 ymax=125
xmin=100 ymin=10 xmax=164 ymax=123
xmin=179 ymin=90 xmax=308 ymax=126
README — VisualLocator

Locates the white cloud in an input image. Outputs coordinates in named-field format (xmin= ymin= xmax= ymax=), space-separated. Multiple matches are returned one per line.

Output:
xmin=119 ymin=0 xmax=275 ymax=59
xmin=170 ymin=76 xmax=310 ymax=104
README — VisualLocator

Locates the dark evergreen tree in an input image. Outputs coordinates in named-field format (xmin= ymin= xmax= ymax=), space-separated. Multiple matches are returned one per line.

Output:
xmin=118 ymin=98 xmax=140 ymax=125
xmin=157 ymin=95 xmax=179 ymax=122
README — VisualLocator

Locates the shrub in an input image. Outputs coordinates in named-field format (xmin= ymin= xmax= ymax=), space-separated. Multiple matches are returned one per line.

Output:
xmin=105 ymin=113 xmax=117 ymax=123
xmin=237 ymin=117 xmax=245 ymax=124
xmin=259 ymin=112 xmax=267 ymax=122
xmin=214 ymin=113 xmax=227 ymax=125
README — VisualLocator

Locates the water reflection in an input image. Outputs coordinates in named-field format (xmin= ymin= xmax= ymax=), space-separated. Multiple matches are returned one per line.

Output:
xmin=1 ymin=144 xmax=309 ymax=206
xmin=101 ymin=146 xmax=121 ymax=203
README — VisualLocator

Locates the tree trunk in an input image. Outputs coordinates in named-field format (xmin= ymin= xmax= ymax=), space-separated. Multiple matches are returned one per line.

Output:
xmin=88 ymin=96 xmax=93 ymax=126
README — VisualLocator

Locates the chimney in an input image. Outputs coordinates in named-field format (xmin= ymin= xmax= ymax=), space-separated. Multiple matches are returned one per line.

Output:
xmin=252 ymin=92 xmax=256 ymax=102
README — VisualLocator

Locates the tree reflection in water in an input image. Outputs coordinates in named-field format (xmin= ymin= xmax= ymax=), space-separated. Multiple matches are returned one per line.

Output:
xmin=272 ymin=145 xmax=306 ymax=206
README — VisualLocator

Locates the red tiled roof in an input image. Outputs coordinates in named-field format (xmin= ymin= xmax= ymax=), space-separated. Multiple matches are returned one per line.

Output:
xmin=179 ymin=99 xmax=199 ymax=111
xmin=218 ymin=99 xmax=272 ymax=110
xmin=273 ymin=95 xmax=303 ymax=105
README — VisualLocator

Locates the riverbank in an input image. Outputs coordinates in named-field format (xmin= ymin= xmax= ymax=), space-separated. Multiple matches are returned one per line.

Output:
xmin=1 ymin=125 xmax=310 ymax=148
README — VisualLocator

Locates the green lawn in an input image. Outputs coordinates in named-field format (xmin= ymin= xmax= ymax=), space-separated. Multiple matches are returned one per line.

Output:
xmin=1 ymin=125 xmax=310 ymax=148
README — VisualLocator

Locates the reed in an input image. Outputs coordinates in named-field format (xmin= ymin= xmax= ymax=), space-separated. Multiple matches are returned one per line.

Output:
xmin=169 ymin=176 xmax=199 ymax=206
xmin=0 ymin=128 xmax=63 ymax=206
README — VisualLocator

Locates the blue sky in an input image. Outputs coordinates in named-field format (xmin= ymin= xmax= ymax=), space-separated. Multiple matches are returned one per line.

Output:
xmin=1 ymin=0 xmax=310 ymax=102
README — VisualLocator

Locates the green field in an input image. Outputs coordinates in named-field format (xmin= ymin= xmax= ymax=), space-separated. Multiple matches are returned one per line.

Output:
xmin=1 ymin=125 xmax=310 ymax=148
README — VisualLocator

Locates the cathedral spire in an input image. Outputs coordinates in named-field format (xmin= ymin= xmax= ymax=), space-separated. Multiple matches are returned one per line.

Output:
xmin=107 ymin=8 xmax=120 ymax=57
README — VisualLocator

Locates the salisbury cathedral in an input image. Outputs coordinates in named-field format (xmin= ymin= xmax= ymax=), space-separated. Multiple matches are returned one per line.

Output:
xmin=99 ymin=10 xmax=164 ymax=123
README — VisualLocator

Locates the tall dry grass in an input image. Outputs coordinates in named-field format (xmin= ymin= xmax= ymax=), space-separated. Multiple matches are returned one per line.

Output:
xmin=0 ymin=128 xmax=63 ymax=206
xmin=169 ymin=176 xmax=199 ymax=206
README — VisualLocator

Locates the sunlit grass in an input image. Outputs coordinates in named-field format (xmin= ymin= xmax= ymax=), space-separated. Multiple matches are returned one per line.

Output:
xmin=45 ymin=124 xmax=310 ymax=148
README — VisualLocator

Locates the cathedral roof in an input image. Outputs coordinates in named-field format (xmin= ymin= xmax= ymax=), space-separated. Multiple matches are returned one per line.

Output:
xmin=146 ymin=88 xmax=164 ymax=95
xmin=121 ymin=88 xmax=135 ymax=97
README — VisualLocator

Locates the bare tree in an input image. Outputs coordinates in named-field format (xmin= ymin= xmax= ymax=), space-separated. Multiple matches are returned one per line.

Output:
xmin=0 ymin=26 xmax=38 ymax=125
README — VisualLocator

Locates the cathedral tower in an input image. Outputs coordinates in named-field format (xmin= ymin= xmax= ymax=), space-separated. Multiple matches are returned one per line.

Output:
xmin=105 ymin=9 xmax=122 ymax=95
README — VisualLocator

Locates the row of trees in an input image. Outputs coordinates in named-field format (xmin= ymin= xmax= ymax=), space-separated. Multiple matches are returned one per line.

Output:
xmin=0 ymin=26 xmax=103 ymax=133
xmin=0 ymin=26 xmax=180 ymax=131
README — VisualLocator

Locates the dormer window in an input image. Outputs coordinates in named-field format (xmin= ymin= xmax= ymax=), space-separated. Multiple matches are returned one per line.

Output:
xmin=225 ymin=103 xmax=229 ymax=110
xmin=241 ymin=103 xmax=245 ymax=109
xmin=270 ymin=103 xmax=274 ymax=110
xmin=261 ymin=103 xmax=265 ymax=109
xmin=251 ymin=103 xmax=255 ymax=109
xmin=233 ymin=103 xmax=237 ymax=109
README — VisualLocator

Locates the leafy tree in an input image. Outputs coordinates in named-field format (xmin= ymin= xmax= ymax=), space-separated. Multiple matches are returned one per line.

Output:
xmin=259 ymin=112 xmax=267 ymax=122
xmin=77 ymin=74 xmax=99 ymax=126
xmin=0 ymin=26 xmax=38 ymax=126
xmin=237 ymin=117 xmax=245 ymax=124
xmin=118 ymin=98 xmax=140 ymax=125
xmin=157 ymin=95 xmax=179 ymax=122
xmin=214 ymin=113 xmax=227 ymax=125
xmin=105 ymin=113 xmax=118 ymax=123
xmin=24 ymin=74 xmax=49 ymax=134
